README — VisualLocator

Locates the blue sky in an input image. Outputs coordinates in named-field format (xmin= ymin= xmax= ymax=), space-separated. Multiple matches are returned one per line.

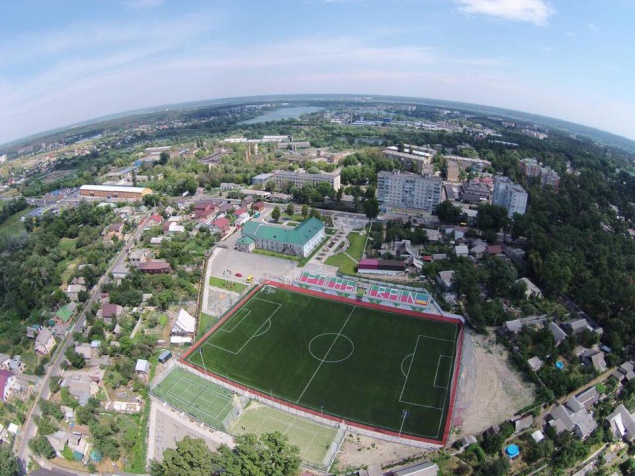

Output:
xmin=1 ymin=0 xmax=634 ymax=144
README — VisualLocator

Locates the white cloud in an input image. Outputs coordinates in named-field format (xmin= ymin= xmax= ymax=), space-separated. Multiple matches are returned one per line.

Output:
xmin=588 ymin=22 xmax=598 ymax=31
xmin=456 ymin=0 xmax=554 ymax=26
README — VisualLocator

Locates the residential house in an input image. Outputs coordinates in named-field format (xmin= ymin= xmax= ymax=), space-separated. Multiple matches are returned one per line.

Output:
xmin=454 ymin=245 xmax=469 ymax=257
xmin=192 ymin=201 xmax=219 ymax=222
xmin=527 ymin=356 xmax=543 ymax=372
xmin=518 ymin=277 xmax=543 ymax=299
xmin=138 ymin=260 xmax=171 ymax=274
xmin=112 ymin=264 xmax=129 ymax=279
xmin=54 ymin=302 xmax=77 ymax=326
xmin=105 ymin=222 xmax=124 ymax=240
xmin=99 ymin=303 xmax=123 ymax=325
xmin=486 ymin=245 xmax=503 ymax=256
xmin=513 ymin=414 xmax=533 ymax=432
xmin=252 ymin=201 xmax=266 ymax=212
xmin=606 ymin=404 xmax=635 ymax=442
xmin=211 ymin=217 xmax=230 ymax=235
xmin=218 ymin=202 xmax=233 ymax=214
xmin=562 ymin=318 xmax=590 ymax=336
xmin=234 ymin=207 xmax=248 ymax=217
xmin=26 ymin=324 xmax=41 ymax=339
xmin=62 ymin=374 xmax=99 ymax=405
xmin=74 ymin=343 xmax=93 ymax=360
xmin=65 ymin=283 xmax=86 ymax=301
xmin=47 ymin=430 xmax=69 ymax=457
xmin=531 ymin=430 xmax=545 ymax=443
xmin=171 ymin=309 xmax=196 ymax=340
xmin=9 ymin=356 xmax=25 ymax=373
xmin=502 ymin=319 xmax=522 ymax=334
xmin=436 ymin=271 xmax=455 ymax=291
xmin=147 ymin=214 xmax=163 ymax=226
xmin=549 ymin=322 xmax=568 ymax=344
xmin=241 ymin=195 xmax=254 ymax=208
xmin=547 ymin=392 xmax=597 ymax=439
xmin=0 ymin=354 xmax=9 ymax=370
xmin=0 ymin=370 xmax=16 ymax=401
xmin=149 ymin=236 xmax=165 ymax=246
xmin=470 ymin=240 xmax=487 ymax=258
xmin=163 ymin=221 xmax=185 ymax=234
xmin=67 ymin=432 xmax=88 ymax=460
xmin=432 ymin=253 xmax=447 ymax=261
xmin=458 ymin=435 xmax=478 ymax=448
xmin=612 ymin=361 xmax=635 ymax=384
xmin=128 ymin=248 xmax=152 ymax=266
xmin=135 ymin=359 xmax=151 ymax=375
xmin=35 ymin=328 xmax=56 ymax=355
xmin=580 ymin=350 xmax=608 ymax=373
xmin=426 ymin=229 xmax=441 ymax=242
xmin=573 ymin=387 xmax=600 ymax=409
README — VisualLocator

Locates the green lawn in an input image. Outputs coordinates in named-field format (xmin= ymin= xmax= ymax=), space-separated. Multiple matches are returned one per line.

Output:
xmin=0 ymin=207 xmax=33 ymax=239
xmin=324 ymin=232 xmax=367 ymax=275
xmin=152 ymin=367 xmax=235 ymax=430
xmin=209 ymin=276 xmax=248 ymax=293
xmin=187 ymin=285 xmax=461 ymax=441
xmin=59 ymin=238 xmax=77 ymax=251
xmin=231 ymin=404 xmax=338 ymax=468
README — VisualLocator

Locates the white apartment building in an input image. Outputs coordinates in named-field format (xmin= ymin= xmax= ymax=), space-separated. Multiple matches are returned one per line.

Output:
xmin=493 ymin=176 xmax=528 ymax=217
xmin=377 ymin=171 xmax=442 ymax=211
xmin=272 ymin=168 xmax=341 ymax=191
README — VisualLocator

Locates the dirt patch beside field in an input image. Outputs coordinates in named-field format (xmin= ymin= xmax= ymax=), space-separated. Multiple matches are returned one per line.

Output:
xmin=451 ymin=330 xmax=535 ymax=440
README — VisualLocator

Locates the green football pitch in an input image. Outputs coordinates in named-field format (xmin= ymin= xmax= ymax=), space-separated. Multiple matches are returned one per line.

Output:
xmin=152 ymin=367 xmax=235 ymax=429
xmin=186 ymin=285 xmax=461 ymax=441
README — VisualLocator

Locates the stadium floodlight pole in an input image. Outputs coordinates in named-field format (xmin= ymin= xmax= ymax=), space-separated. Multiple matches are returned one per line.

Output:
xmin=399 ymin=409 xmax=409 ymax=437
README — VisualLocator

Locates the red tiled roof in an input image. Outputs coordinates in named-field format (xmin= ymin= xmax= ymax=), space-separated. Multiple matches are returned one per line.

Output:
xmin=487 ymin=245 xmax=503 ymax=254
xmin=138 ymin=261 xmax=171 ymax=271
xmin=212 ymin=217 xmax=230 ymax=228
xmin=150 ymin=214 xmax=163 ymax=222
xmin=253 ymin=201 xmax=266 ymax=209
xmin=102 ymin=303 xmax=120 ymax=318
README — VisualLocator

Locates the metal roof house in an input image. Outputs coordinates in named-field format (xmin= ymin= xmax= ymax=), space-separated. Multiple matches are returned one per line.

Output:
xmin=237 ymin=218 xmax=325 ymax=258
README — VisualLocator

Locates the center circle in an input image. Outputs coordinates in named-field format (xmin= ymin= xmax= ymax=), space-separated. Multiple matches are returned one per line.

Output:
xmin=309 ymin=333 xmax=354 ymax=364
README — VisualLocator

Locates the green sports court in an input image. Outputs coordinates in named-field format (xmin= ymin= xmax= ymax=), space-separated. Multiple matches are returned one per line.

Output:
xmin=184 ymin=284 xmax=462 ymax=443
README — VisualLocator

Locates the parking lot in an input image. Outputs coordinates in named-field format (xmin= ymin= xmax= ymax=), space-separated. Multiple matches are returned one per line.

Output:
xmin=211 ymin=231 xmax=298 ymax=283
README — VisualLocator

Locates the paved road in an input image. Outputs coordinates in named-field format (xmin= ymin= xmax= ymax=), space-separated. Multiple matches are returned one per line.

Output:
xmin=15 ymin=214 xmax=152 ymax=472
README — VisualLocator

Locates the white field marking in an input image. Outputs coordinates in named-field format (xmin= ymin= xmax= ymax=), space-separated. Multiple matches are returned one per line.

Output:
xmin=253 ymin=319 xmax=271 ymax=337
xmin=400 ymin=353 xmax=414 ymax=378
xmin=296 ymin=306 xmax=356 ymax=403
xmin=433 ymin=355 xmax=453 ymax=389
xmin=165 ymin=385 xmax=232 ymax=420
xmin=435 ymin=325 xmax=458 ymax=439
xmin=252 ymin=415 xmax=318 ymax=451
xmin=207 ymin=302 xmax=281 ymax=355
xmin=308 ymin=333 xmax=355 ymax=364
xmin=220 ymin=308 xmax=252 ymax=333
xmin=398 ymin=335 xmax=448 ymax=411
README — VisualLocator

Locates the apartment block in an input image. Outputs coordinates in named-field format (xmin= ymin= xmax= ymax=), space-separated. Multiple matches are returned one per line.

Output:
xmin=377 ymin=171 xmax=442 ymax=211
xmin=493 ymin=176 xmax=528 ymax=217
xmin=272 ymin=168 xmax=341 ymax=191
xmin=520 ymin=158 xmax=560 ymax=188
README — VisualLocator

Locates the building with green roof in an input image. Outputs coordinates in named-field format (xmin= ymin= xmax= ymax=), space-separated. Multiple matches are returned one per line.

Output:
xmin=54 ymin=302 xmax=77 ymax=325
xmin=237 ymin=217 xmax=325 ymax=257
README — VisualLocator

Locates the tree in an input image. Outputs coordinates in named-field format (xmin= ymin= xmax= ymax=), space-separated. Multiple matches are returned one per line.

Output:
xmin=29 ymin=435 xmax=56 ymax=459
xmin=65 ymin=347 xmax=86 ymax=369
xmin=436 ymin=200 xmax=462 ymax=224
xmin=151 ymin=433 xmax=301 ymax=476
xmin=363 ymin=197 xmax=380 ymax=221
xmin=0 ymin=446 xmax=19 ymax=476
xmin=271 ymin=206 xmax=281 ymax=223
xmin=301 ymin=204 xmax=309 ymax=219
xmin=159 ymin=151 xmax=170 ymax=165
xmin=285 ymin=203 xmax=294 ymax=216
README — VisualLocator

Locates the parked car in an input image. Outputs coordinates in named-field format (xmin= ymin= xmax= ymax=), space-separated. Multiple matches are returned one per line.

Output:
xmin=235 ymin=272 xmax=243 ymax=277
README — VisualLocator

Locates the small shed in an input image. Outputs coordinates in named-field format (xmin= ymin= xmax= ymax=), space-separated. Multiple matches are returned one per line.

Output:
xmin=158 ymin=350 xmax=172 ymax=364
xmin=135 ymin=359 xmax=150 ymax=374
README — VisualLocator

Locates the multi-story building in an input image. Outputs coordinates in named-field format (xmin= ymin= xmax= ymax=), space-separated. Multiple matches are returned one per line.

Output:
xmin=520 ymin=158 xmax=560 ymax=188
xmin=80 ymin=185 xmax=152 ymax=201
xmin=493 ymin=176 xmax=527 ymax=217
xmin=236 ymin=218 xmax=325 ymax=258
xmin=461 ymin=181 xmax=491 ymax=204
xmin=271 ymin=168 xmax=341 ymax=191
xmin=377 ymin=171 xmax=443 ymax=211
xmin=383 ymin=146 xmax=436 ymax=174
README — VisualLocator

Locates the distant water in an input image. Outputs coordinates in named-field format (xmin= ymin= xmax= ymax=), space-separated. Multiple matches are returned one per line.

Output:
xmin=240 ymin=106 xmax=323 ymax=124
